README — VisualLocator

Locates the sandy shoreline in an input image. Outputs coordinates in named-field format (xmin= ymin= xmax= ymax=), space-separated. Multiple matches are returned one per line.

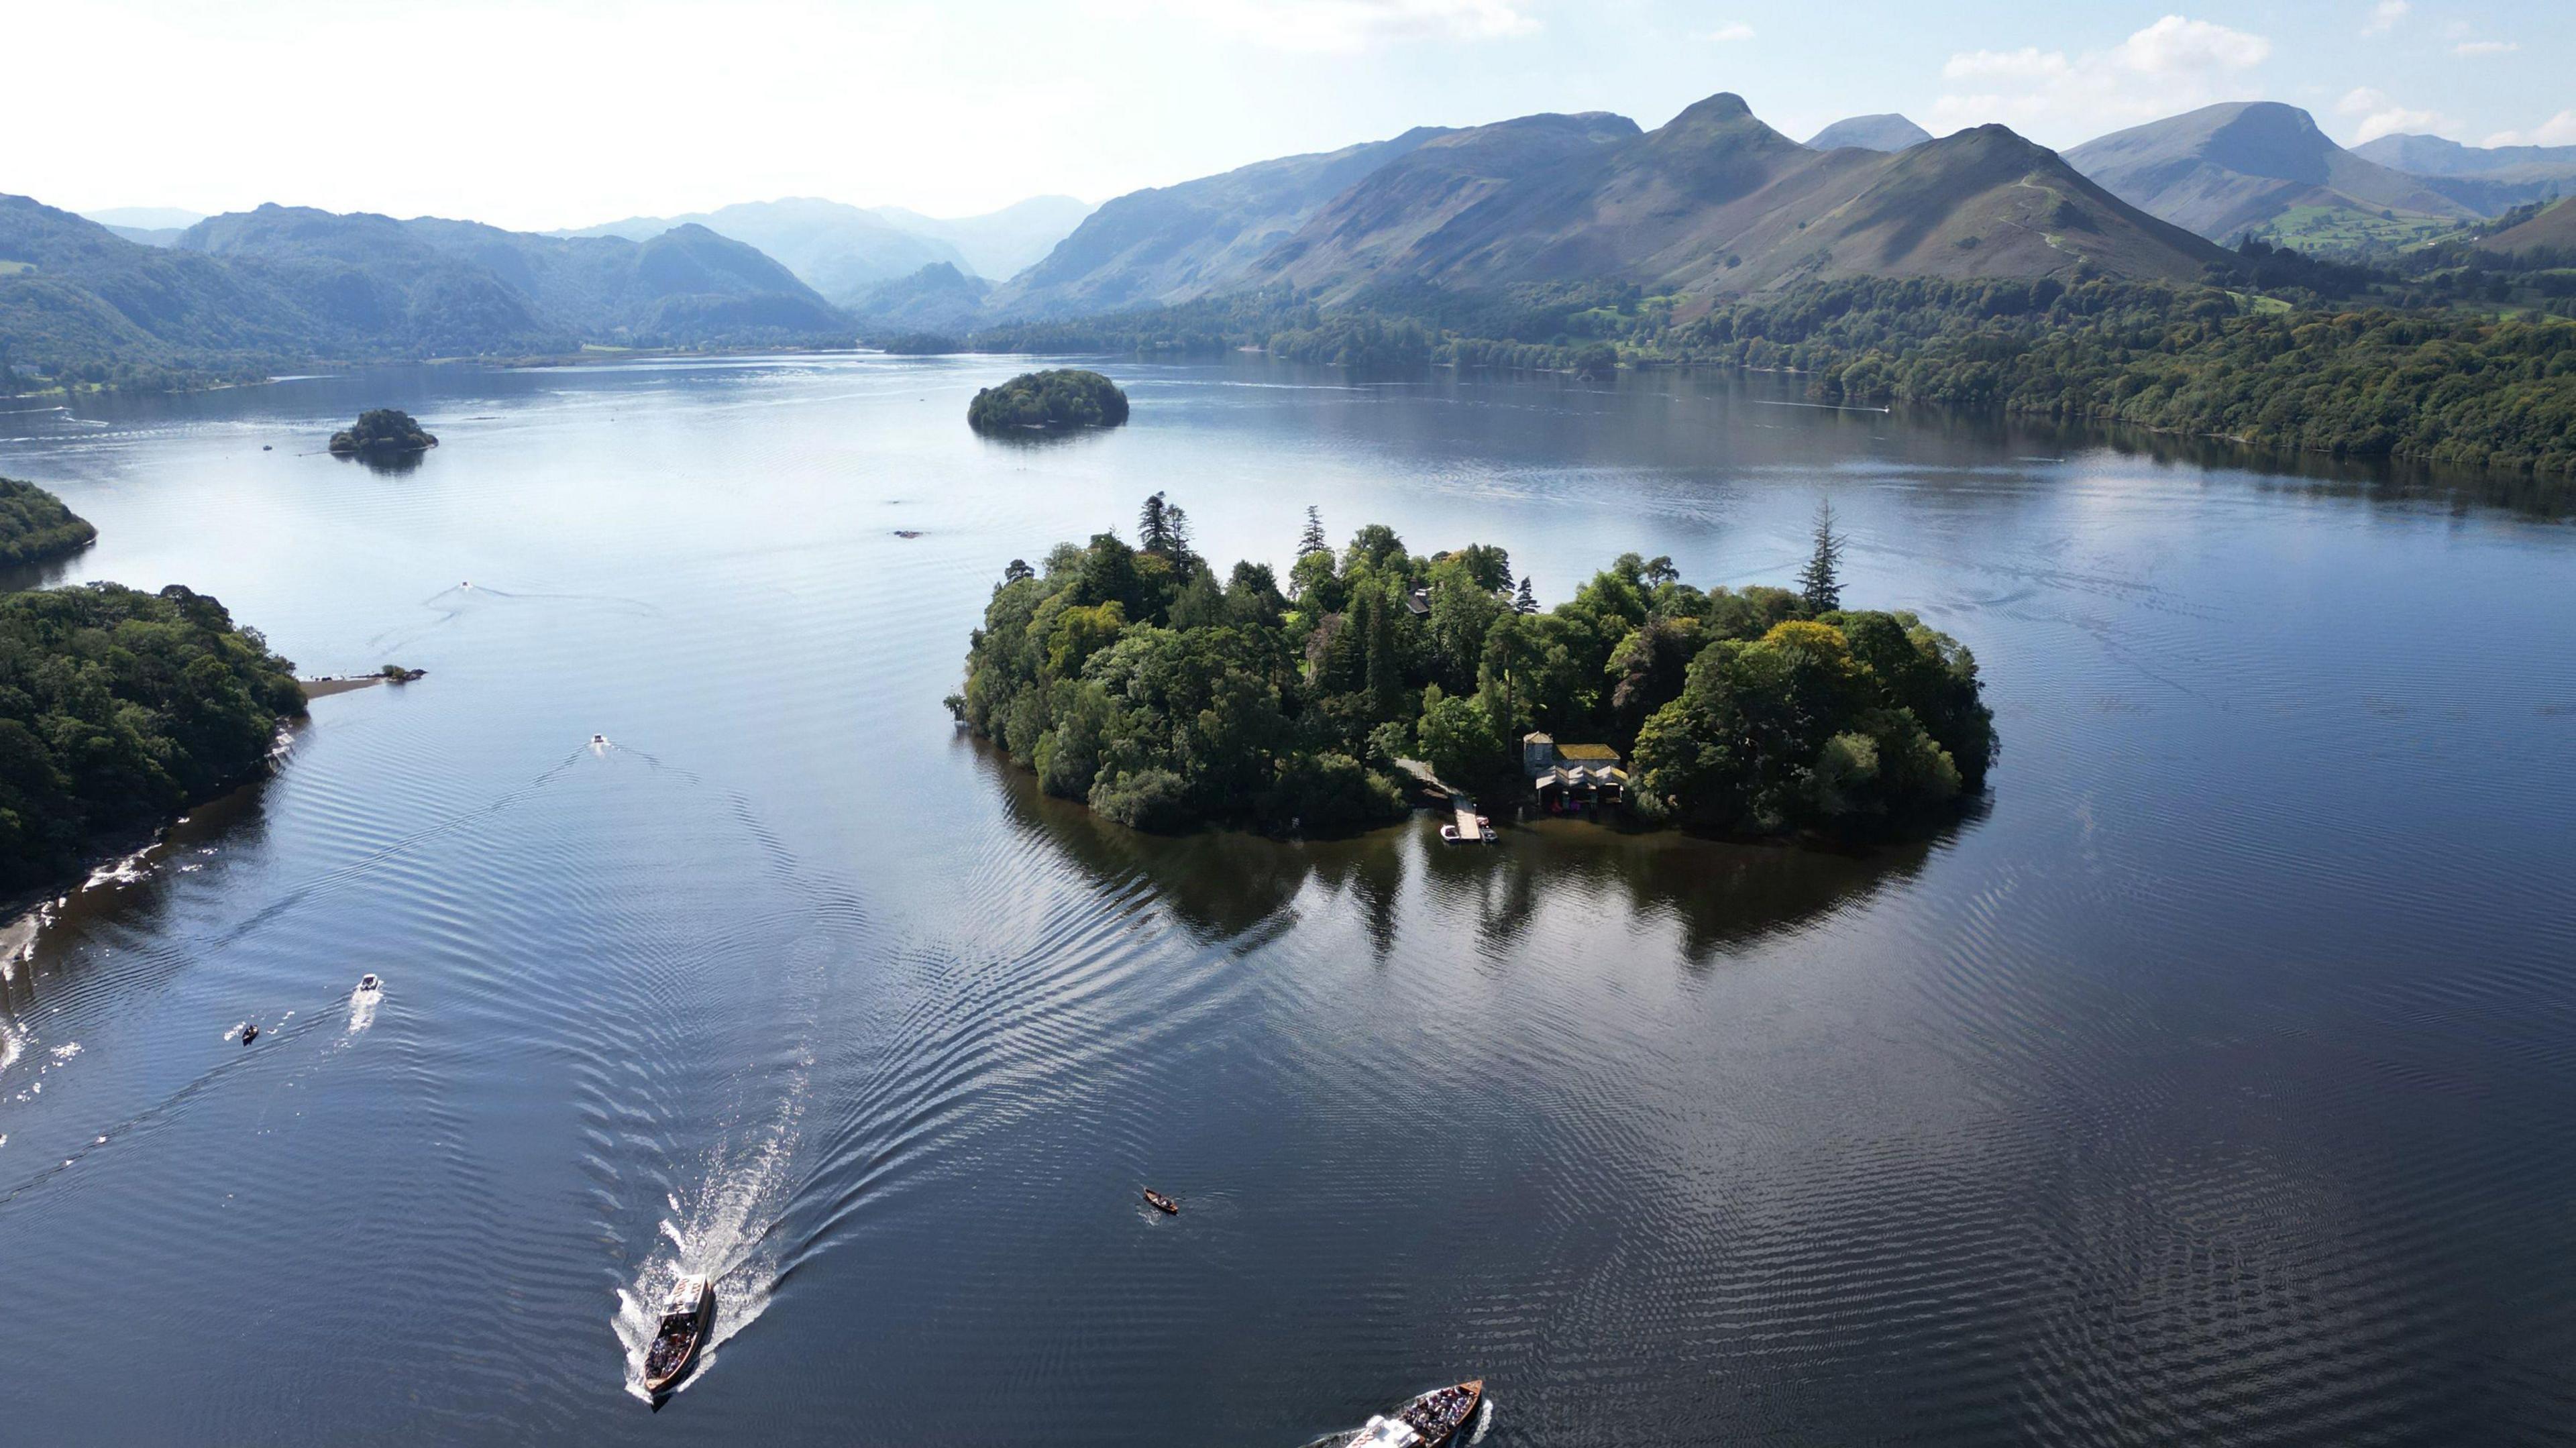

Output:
xmin=299 ymin=675 xmax=384 ymax=700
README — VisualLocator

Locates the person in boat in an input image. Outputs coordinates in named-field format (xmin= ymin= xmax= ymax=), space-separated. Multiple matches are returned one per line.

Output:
xmin=241 ymin=1022 xmax=259 ymax=1044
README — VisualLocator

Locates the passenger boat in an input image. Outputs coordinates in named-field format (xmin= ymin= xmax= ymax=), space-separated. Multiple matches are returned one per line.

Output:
xmin=1142 ymin=1188 xmax=1180 ymax=1215
xmin=641 ymin=1275 xmax=715 ymax=1396
xmin=1348 ymin=1380 xmax=1483 ymax=1448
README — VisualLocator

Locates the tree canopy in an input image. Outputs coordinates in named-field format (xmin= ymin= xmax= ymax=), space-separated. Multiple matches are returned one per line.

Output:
xmin=952 ymin=498 xmax=1994 ymax=841
xmin=328 ymin=408 xmax=437 ymax=455
xmin=965 ymin=369 xmax=1130 ymax=433
xmin=0 ymin=582 xmax=305 ymax=888
xmin=0 ymin=476 xmax=97 ymax=567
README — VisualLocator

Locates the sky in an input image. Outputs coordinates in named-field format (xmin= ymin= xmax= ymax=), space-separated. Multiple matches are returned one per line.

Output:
xmin=13 ymin=0 xmax=2574 ymax=231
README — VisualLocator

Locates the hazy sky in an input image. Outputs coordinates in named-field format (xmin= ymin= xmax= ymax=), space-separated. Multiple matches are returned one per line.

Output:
xmin=17 ymin=0 xmax=2574 ymax=231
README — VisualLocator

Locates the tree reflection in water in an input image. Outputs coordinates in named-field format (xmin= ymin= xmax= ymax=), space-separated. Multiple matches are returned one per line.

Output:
xmin=971 ymin=736 xmax=1969 ymax=966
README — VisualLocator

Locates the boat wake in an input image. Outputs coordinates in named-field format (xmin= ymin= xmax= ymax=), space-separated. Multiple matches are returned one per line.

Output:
xmin=613 ymin=1085 xmax=807 ymax=1402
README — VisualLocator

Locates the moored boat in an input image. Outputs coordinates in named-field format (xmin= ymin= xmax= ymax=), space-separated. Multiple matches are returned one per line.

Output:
xmin=1348 ymin=1380 xmax=1483 ymax=1447
xmin=641 ymin=1275 xmax=714 ymax=1397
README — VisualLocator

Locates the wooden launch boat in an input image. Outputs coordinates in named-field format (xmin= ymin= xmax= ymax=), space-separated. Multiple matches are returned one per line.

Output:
xmin=1142 ymin=1188 xmax=1180 ymax=1215
xmin=1348 ymin=1379 xmax=1484 ymax=1448
xmin=641 ymin=1275 xmax=715 ymax=1397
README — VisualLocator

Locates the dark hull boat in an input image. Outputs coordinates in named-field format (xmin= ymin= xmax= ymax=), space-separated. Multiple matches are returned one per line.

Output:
xmin=1143 ymin=1188 xmax=1180 ymax=1215
xmin=641 ymin=1275 xmax=714 ymax=1399
xmin=1348 ymin=1380 xmax=1483 ymax=1448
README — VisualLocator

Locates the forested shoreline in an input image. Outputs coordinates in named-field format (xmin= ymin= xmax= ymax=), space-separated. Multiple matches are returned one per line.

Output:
xmin=0 ymin=583 xmax=305 ymax=891
xmin=0 ymin=476 xmax=97 ymax=567
xmin=952 ymin=496 xmax=1992 ymax=842
xmin=967 ymin=268 xmax=2576 ymax=476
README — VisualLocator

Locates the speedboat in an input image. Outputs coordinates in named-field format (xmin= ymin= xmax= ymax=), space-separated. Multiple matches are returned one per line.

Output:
xmin=356 ymin=973 xmax=382 ymax=993
xmin=591 ymin=734 xmax=606 ymax=745
xmin=240 ymin=1022 xmax=259 ymax=1045
xmin=1142 ymin=1188 xmax=1180 ymax=1215
xmin=641 ymin=1275 xmax=715 ymax=1396
xmin=1348 ymin=1381 xmax=1484 ymax=1448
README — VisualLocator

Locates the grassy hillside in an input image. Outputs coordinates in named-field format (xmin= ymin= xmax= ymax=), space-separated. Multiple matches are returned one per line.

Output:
xmin=985 ymin=125 xmax=1456 ymax=317
xmin=2067 ymin=103 xmax=2475 ymax=243
xmin=0 ymin=194 xmax=851 ymax=388
xmin=1251 ymin=96 xmax=2226 ymax=302
xmin=2481 ymin=199 xmax=2576 ymax=258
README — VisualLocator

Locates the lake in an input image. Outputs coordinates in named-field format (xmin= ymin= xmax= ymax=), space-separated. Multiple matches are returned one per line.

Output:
xmin=3 ymin=355 xmax=2573 ymax=1445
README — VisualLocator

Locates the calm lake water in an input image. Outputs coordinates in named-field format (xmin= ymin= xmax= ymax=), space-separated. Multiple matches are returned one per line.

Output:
xmin=3 ymin=355 xmax=2574 ymax=1445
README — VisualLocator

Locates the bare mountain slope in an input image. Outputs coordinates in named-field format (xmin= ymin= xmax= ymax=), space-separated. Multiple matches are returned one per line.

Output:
xmin=1250 ymin=95 xmax=2226 ymax=303
xmin=984 ymin=126 xmax=1455 ymax=317
xmin=2065 ymin=102 xmax=2472 ymax=239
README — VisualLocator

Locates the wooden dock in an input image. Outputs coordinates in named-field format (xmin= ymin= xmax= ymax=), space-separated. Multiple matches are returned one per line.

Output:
xmin=1452 ymin=799 xmax=1484 ymax=842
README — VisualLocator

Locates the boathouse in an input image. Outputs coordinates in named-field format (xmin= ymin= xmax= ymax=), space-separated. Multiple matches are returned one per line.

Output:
xmin=1523 ymin=732 xmax=1627 ymax=811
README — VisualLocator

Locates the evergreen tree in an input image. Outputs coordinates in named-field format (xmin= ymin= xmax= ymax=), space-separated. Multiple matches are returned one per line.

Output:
xmin=1139 ymin=492 xmax=1171 ymax=555
xmin=1799 ymin=500 xmax=1843 ymax=615
xmin=1297 ymin=506 xmax=1328 ymax=557
xmin=1514 ymin=575 xmax=1539 ymax=614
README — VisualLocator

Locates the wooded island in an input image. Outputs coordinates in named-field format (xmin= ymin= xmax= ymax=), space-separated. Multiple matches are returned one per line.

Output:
xmin=952 ymin=496 xmax=1993 ymax=840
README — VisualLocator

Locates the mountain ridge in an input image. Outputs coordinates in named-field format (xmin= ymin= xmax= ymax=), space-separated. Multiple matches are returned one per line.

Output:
xmin=2065 ymin=101 xmax=2474 ymax=240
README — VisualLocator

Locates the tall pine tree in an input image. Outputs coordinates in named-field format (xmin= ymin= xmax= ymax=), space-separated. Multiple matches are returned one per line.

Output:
xmin=1514 ymin=575 xmax=1539 ymax=614
xmin=1798 ymin=499 xmax=1843 ymax=614
xmin=1297 ymin=506 xmax=1328 ymax=557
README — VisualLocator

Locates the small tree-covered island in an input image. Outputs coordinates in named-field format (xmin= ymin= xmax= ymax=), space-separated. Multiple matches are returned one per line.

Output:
xmin=0 ymin=476 xmax=99 ymax=568
xmin=966 ymin=369 xmax=1130 ymax=433
xmin=952 ymin=496 xmax=1995 ymax=842
xmin=0 ymin=583 xmax=306 ymax=889
xmin=328 ymin=408 xmax=438 ymax=456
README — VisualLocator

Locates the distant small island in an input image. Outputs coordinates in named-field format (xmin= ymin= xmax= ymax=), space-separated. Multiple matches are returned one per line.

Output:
xmin=0 ymin=582 xmax=305 ymax=891
xmin=950 ymin=496 xmax=1994 ymax=841
xmin=967 ymin=370 xmax=1129 ymax=433
xmin=329 ymin=408 xmax=439 ymax=457
xmin=0 ymin=476 xmax=99 ymax=568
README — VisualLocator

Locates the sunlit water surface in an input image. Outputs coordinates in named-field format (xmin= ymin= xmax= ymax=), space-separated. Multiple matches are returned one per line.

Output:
xmin=3 ymin=355 xmax=2573 ymax=1445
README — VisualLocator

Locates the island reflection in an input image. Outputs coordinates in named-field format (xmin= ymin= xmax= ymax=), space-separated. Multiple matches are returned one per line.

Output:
xmin=969 ymin=736 xmax=1959 ymax=965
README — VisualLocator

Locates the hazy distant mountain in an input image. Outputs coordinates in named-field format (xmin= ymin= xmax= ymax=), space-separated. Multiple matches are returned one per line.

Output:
xmin=984 ymin=126 xmax=1458 ymax=317
xmin=0 ymin=193 xmax=846 ymax=372
xmin=848 ymin=262 xmax=994 ymax=335
xmin=80 ymin=206 xmax=206 ymax=231
xmin=557 ymin=198 xmax=965 ymax=307
xmin=1805 ymin=114 xmax=1932 ymax=152
xmin=2065 ymin=102 xmax=2473 ymax=239
xmin=2350 ymin=133 xmax=2576 ymax=214
xmin=76 ymin=207 xmax=207 ymax=249
xmin=2479 ymin=197 xmax=2576 ymax=256
xmin=1250 ymin=94 xmax=2226 ymax=303
xmin=869 ymin=197 xmax=1094 ymax=281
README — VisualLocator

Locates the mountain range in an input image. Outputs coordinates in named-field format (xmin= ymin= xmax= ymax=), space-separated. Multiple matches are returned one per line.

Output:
xmin=1007 ymin=95 xmax=2224 ymax=318
xmin=11 ymin=93 xmax=2574 ymax=378
xmin=555 ymin=195 xmax=1092 ymax=305
xmin=0 ymin=194 xmax=848 ymax=370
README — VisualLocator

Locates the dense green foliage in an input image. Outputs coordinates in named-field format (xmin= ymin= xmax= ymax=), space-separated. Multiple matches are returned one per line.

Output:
xmin=0 ymin=477 xmax=97 ymax=567
xmin=966 ymin=369 xmax=1131 ymax=432
xmin=972 ymin=258 xmax=2575 ymax=474
xmin=0 ymin=583 xmax=304 ymax=889
xmin=953 ymin=498 xmax=1992 ymax=840
xmin=1660 ymin=276 xmax=2576 ymax=474
xmin=328 ymin=408 xmax=438 ymax=455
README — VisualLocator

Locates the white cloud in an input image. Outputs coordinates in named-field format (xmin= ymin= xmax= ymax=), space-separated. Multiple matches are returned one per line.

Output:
xmin=1705 ymin=21 xmax=1754 ymax=43
xmin=2361 ymin=0 xmax=2408 ymax=38
xmin=2453 ymin=40 xmax=2518 ymax=57
xmin=1931 ymin=15 xmax=2271 ymax=142
xmin=2111 ymin=15 xmax=2270 ymax=74
xmin=2484 ymin=111 xmax=2576 ymax=148
xmin=1144 ymin=0 xmax=1540 ymax=52
xmin=2339 ymin=87 xmax=2461 ymax=143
